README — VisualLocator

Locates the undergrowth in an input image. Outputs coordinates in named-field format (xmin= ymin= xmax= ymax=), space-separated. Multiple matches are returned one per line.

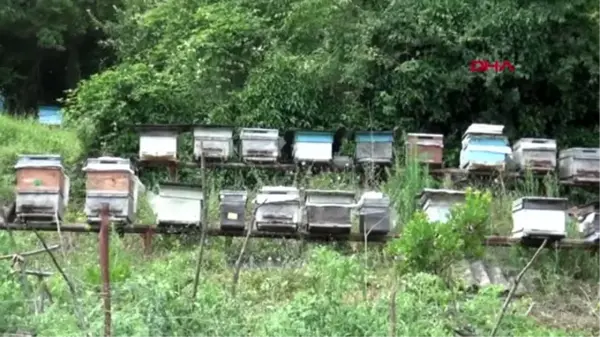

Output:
xmin=0 ymin=116 xmax=598 ymax=336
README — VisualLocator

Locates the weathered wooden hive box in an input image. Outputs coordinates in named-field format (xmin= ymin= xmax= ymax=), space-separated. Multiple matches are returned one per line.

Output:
xmin=254 ymin=186 xmax=301 ymax=232
xmin=405 ymin=133 xmax=444 ymax=166
xmin=157 ymin=183 xmax=203 ymax=226
xmin=460 ymin=123 xmax=512 ymax=171
xmin=511 ymin=197 xmax=567 ymax=239
xmin=512 ymin=138 xmax=557 ymax=172
xmin=219 ymin=190 xmax=247 ymax=230
xmin=293 ymin=131 xmax=334 ymax=163
xmin=355 ymin=131 xmax=394 ymax=164
xmin=193 ymin=126 xmax=234 ymax=160
xmin=83 ymin=157 xmax=137 ymax=224
xmin=14 ymin=155 xmax=69 ymax=222
xmin=305 ymin=189 xmax=355 ymax=234
xmin=358 ymin=191 xmax=392 ymax=235
xmin=138 ymin=125 xmax=179 ymax=162
xmin=418 ymin=188 xmax=466 ymax=223
xmin=558 ymin=148 xmax=600 ymax=183
xmin=575 ymin=201 xmax=599 ymax=242
xmin=240 ymin=128 xmax=280 ymax=162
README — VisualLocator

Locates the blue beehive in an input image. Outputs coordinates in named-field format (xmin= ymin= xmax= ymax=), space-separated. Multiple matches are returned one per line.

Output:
xmin=293 ymin=131 xmax=334 ymax=163
xmin=38 ymin=106 xmax=62 ymax=126
xmin=459 ymin=123 xmax=512 ymax=171
xmin=355 ymin=131 xmax=394 ymax=164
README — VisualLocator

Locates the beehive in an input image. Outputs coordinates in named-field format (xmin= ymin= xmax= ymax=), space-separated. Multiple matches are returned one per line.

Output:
xmin=83 ymin=157 xmax=137 ymax=224
xmin=193 ymin=126 xmax=234 ymax=160
xmin=254 ymin=186 xmax=301 ymax=232
xmin=293 ymin=131 xmax=334 ymax=163
xmin=219 ymin=190 xmax=247 ymax=230
xmin=138 ymin=125 xmax=179 ymax=162
xmin=405 ymin=133 xmax=444 ymax=166
xmin=460 ymin=123 xmax=512 ymax=171
xmin=558 ymin=148 xmax=600 ymax=183
xmin=240 ymin=128 xmax=280 ymax=162
xmin=575 ymin=202 xmax=599 ymax=242
xmin=14 ymin=155 xmax=69 ymax=222
xmin=418 ymin=188 xmax=466 ymax=223
xmin=355 ymin=131 xmax=394 ymax=164
xmin=512 ymin=138 xmax=556 ymax=172
xmin=156 ymin=183 xmax=204 ymax=226
xmin=358 ymin=191 xmax=392 ymax=235
xmin=511 ymin=197 xmax=567 ymax=239
xmin=305 ymin=190 xmax=355 ymax=234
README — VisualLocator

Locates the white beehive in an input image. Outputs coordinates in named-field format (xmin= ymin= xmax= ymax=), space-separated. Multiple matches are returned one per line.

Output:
xmin=305 ymin=190 xmax=355 ymax=234
xmin=511 ymin=197 xmax=567 ymax=239
xmin=355 ymin=131 xmax=394 ymax=164
xmin=558 ymin=148 xmax=600 ymax=183
xmin=293 ymin=131 xmax=334 ymax=163
xmin=240 ymin=128 xmax=280 ymax=162
xmin=254 ymin=186 xmax=301 ymax=231
xmin=418 ymin=188 xmax=467 ymax=223
xmin=138 ymin=126 xmax=179 ymax=162
xmin=460 ymin=123 xmax=512 ymax=171
xmin=156 ymin=183 xmax=204 ymax=226
xmin=193 ymin=126 xmax=234 ymax=160
xmin=512 ymin=138 xmax=557 ymax=172
xmin=358 ymin=191 xmax=392 ymax=235
xmin=14 ymin=155 xmax=70 ymax=223
xmin=575 ymin=202 xmax=599 ymax=242
xmin=83 ymin=157 xmax=137 ymax=224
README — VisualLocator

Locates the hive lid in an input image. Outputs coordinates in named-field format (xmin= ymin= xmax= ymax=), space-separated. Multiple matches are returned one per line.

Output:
xmin=14 ymin=154 xmax=63 ymax=169
xmin=406 ymin=133 xmax=444 ymax=139
xmin=358 ymin=191 xmax=390 ymax=206
xmin=305 ymin=189 xmax=356 ymax=196
xmin=558 ymin=147 xmax=600 ymax=159
xmin=512 ymin=138 xmax=557 ymax=151
xmin=240 ymin=128 xmax=279 ymax=140
xmin=83 ymin=156 xmax=133 ymax=173
xmin=159 ymin=182 xmax=203 ymax=189
xmin=219 ymin=190 xmax=248 ymax=201
xmin=135 ymin=124 xmax=187 ymax=132
xmin=255 ymin=187 xmax=300 ymax=204
xmin=417 ymin=188 xmax=466 ymax=207
xmin=512 ymin=196 xmax=568 ymax=209
xmin=193 ymin=125 xmax=235 ymax=136
xmin=463 ymin=123 xmax=505 ymax=138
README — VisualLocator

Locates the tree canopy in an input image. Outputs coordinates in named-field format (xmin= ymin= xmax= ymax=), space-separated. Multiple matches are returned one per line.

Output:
xmin=1 ymin=0 xmax=598 ymax=165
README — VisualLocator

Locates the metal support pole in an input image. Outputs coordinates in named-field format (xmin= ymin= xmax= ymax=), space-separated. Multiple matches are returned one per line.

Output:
xmin=99 ymin=204 xmax=111 ymax=337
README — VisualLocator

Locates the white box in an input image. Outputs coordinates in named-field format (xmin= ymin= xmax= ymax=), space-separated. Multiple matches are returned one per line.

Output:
xmin=511 ymin=197 xmax=567 ymax=239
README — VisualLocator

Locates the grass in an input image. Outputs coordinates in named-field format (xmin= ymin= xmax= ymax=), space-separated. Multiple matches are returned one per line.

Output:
xmin=0 ymin=115 xmax=598 ymax=336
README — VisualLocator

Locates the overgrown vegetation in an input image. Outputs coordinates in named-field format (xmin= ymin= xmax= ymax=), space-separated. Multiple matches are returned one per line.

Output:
xmin=0 ymin=117 xmax=598 ymax=336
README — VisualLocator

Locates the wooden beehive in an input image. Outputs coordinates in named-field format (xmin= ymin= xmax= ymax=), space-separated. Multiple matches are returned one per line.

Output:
xmin=293 ymin=131 xmax=334 ymax=163
xmin=460 ymin=123 xmax=512 ymax=171
xmin=575 ymin=201 xmax=599 ymax=242
xmin=305 ymin=190 xmax=355 ymax=234
xmin=254 ymin=186 xmax=301 ymax=232
xmin=157 ymin=183 xmax=203 ymax=226
xmin=14 ymin=155 xmax=69 ymax=222
xmin=512 ymin=138 xmax=557 ymax=172
xmin=193 ymin=126 xmax=234 ymax=160
xmin=558 ymin=148 xmax=600 ymax=183
xmin=418 ymin=188 xmax=466 ymax=223
xmin=358 ymin=191 xmax=392 ymax=235
xmin=240 ymin=128 xmax=280 ymax=162
xmin=405 ymin=133 xmax=444 ymax=167
xmin=219 ymin=190 xmax=248 ymax=230
xmin=138 ymin=125 xmax=179 ymax=162
xmin=511 ymin=197 xmax=567 ymax=239
xmin=355 ymin=131 xmax=394 ymax=164
xmin=83 ymin=157 xmax=136 ymax=224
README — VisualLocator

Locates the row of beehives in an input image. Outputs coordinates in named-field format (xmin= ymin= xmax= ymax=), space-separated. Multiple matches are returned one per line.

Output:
xmin=12 ymin=154 xmax=395 ymax=234
xmin=11 ymin=154 xmax=599 ymax=241
xmin=139 ymin=126 xmax=395 ymax=166
xmin=421 ymin=189 xmax=599 ymax=243
xmin=137 ymin=123 xmax=600 ymax=181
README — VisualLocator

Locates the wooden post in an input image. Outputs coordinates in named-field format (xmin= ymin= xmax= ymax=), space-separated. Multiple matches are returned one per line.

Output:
xmin=192 ymin=141 xmax=208 ymax=299
xmin=99 ymin=204 xmax=111 ymax=337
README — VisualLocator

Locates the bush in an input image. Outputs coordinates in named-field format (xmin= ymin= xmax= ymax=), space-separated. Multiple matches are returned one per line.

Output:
xmin=386 ymin=188 xmax=492 ymax=277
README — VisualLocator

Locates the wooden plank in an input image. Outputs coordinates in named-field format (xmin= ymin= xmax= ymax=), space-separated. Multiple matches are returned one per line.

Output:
xmin=0 ymin=222 xmax=597 ymax=250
